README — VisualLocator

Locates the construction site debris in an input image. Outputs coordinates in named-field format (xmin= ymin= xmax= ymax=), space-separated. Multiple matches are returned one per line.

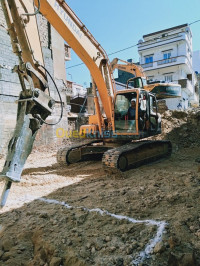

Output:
xmin=0 ymin=108 xmax=200 ymax=265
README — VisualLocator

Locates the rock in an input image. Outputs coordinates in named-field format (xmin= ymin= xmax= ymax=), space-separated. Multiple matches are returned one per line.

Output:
xmin=115 ymin=257 xmax=124 ymax=266
xmin=153 ymin=241 xmax=165 ymax=253
xmin=39 ymin=212 xmax=49 ymax=219
xmin=168 ymin=236 xmax=179 ymax=249
xmin=1 ymin=251 xmax=12 ymax=261
xmin=86 ymin=242 xmax=91 ymax=249
xmin=0 ymin=250 xmax=4 ymax=258
xmin=2 ymin=239 xmax=15 ymax=251
xmin=126 ymin=246 xmax=133 ymax=255
xmin=94 ymin=238 xmax=104 ymax=251
xmin=180 ymin=252 xmax=196 ymax=266
xmin=195 ymin=157 xmax=200 ymax=163
xmin=168 ymin=253 xmax=178 ymax=266
xmin=91 ymin=247 xmax=95 ymax=254
xmin=109 ymin=246 xmax=116 ymax=252
xmin=195 ymin=229 xmax=200 ymax=238
xmin=50 ymin=257 xmax=62 ymax=266
xmin=105 ymin=236 xmax=111 ymax=242
xmin=79 ymin=247 xmax=90 ymax=258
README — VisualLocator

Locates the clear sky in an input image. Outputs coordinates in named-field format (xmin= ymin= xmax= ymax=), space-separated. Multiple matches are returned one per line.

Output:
xmin=65 ymin=0 xmax=200 ymax=87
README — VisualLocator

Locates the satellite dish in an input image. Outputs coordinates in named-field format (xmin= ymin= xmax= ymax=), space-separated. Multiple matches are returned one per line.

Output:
xmin=138 ymin=39 xmax=143 ymax=44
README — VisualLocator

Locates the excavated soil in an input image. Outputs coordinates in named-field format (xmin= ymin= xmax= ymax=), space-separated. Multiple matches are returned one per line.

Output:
xmin=0 ymin=109 xmax=200 ymax=266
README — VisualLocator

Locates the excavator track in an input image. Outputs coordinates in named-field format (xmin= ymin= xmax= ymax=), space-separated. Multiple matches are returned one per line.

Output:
xmin=57 ymin=139 xmax=102 ymax=166
xmin=102 ymin=140 xmax=172 ymax=173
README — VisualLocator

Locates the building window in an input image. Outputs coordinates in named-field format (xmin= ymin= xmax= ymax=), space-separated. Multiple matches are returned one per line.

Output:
xmin=145 ymin=56 xmax=153 ymax=64
xmin=163 ymin=52 xmax=171 ymax=59
xmin=164 ymin=75 xmax=173 ymax=82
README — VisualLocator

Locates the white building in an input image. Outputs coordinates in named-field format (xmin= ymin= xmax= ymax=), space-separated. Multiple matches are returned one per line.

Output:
xmin=71 ymin=82 xmax=87 ymax=98
xmin=193 ymin=50 xmax=200 ymax=73
xmin=138 ymin=24 xmax=199 ymax=109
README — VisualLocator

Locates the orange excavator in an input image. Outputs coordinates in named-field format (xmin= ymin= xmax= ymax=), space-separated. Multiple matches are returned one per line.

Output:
xmin=0 ymin=0 xmax=172 ymax=206
xmin=110 ymin=58 xmax=181 ymax=99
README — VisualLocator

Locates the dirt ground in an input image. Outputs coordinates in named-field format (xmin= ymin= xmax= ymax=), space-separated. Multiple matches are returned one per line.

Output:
xmin=0 ymin=109 xmax=200 ymax=266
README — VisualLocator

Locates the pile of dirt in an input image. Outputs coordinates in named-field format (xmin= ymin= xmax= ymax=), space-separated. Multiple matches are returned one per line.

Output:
xmin=152 ymin=108 xmax=200 ymax=150
xmin=157 ymin=100 xmax=168 ymax=114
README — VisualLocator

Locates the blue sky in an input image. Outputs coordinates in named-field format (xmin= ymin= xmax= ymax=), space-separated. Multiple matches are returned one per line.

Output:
xmin=65 ymin=0 xmax=200 ymax=87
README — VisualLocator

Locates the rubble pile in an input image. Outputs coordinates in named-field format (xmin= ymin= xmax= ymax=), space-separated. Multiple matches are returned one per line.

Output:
xmin=0 ymin=108 xmax=200 ymax=266
xmin=157 ymin=100 xmax=168 ymax=114
xmin=154 ymin=108 xmax=200 ymax=149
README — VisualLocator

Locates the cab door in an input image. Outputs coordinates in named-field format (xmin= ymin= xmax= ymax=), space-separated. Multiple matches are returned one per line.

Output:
xmin=148 ymin=93 xmax=160 ymax=132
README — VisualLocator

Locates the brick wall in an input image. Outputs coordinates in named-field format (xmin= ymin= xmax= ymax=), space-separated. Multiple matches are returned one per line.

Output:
xmin=0 ymin=5 xmax=68 ymax=155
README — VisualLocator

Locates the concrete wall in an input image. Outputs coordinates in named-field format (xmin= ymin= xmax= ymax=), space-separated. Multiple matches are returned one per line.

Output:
xmin=0 ymin=6 xmax=68 ymax=155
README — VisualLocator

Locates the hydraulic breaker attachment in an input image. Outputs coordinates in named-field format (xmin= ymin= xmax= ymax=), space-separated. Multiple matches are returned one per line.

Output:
xmin=0 ymin=64 xmax=54 ymax=208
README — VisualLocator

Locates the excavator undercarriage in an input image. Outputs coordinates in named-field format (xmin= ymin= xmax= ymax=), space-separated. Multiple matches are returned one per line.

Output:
xmin=57 ymin=139 xmax=172 ymax=172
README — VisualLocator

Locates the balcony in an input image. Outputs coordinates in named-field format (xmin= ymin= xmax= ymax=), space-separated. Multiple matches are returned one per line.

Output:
xmin=178 ymin=79 xmax=193 ymax=95
xmin=157 ymin=57 xmax=177 ymax=65
xmin=142 ymin=62 xmax=153 ymax=68
xmin=140 ymin=55 xmax=193 ymax=72
xmin=138 ymin=34 xmax=186 ymax=52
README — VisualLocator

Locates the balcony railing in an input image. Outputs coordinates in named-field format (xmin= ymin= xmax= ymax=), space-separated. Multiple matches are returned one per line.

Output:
xmin=142 ymin=62 xmax=153 ymax=68
xmin=157 ymin=57 xmax=177 ymax=65
xmin=140 ymin=55 xmax=192 ymax=71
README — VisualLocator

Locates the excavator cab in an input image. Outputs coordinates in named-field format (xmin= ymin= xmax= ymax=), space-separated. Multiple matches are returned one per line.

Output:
xmin=126 ymin=77 xmax=147 ymax=88
xmin=114 ymin=89 xmax=161 ymax=138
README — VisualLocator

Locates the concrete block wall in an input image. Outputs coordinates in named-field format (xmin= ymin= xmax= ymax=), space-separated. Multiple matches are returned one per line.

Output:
xmin=0 ymin=5 xmax=68 ymax=155
xmin=0 ymin=16 xmax=21 ymax=154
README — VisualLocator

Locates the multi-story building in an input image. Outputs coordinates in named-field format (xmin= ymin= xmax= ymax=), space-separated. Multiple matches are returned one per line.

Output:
xmin=138 ymin=24 xmax=199 ymax=110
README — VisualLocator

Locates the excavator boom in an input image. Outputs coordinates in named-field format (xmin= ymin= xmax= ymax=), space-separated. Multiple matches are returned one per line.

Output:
xmin=35 ymin=0 xmax=115 ymax=126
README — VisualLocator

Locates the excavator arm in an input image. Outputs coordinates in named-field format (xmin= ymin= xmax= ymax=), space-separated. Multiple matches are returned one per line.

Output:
xmin=110 ymin=58 xmax=146 ymax=78
xmin=35 ymin=0 xmax=115 ymax=130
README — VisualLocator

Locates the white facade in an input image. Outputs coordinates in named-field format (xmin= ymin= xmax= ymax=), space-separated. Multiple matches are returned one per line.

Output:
xmin=66 ymin=80 xmax=87 ymax=98
xmin=193 ymin=50 xmax=200 ymax=73
xmin=71 ymin=82 xmax=87 ymax=98
xmin=138 ymin=24 xmax=199 ymax=109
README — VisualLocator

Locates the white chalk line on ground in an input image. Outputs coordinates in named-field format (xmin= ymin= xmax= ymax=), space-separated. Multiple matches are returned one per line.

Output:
xmin=38 ymin=197 xmax=167 ymax=265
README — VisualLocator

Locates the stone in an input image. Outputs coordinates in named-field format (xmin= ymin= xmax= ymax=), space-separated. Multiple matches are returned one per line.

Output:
xmin=153 ymin=241 xmax=165 ymax=253
xmin=110 ymin=246 xmax=116 ymax=252
xmin=180 ymin=252 xmax=196 ymax=266
xmin=2 ymin=239 xmax=15 ymax=252
xmin=195 ymin=157 xmax=200 ymax=163
xmin=91 ymin=247 xmax=95 ymax=254
xmin=50 ymin=257 xmax=62 ymax=266
xmin=195 ymin=230 xmax=200 ymax=238
xmin=0 ymin=250 xmax=4 ymax=258
xmin=39 ymin=212 xmax=49 ymax=219
xmin=168 ymin=236 xmax=179 ymax=249
xmin=115 ymin=257 xmax=124 ymax=266
xmin=105 ymin=236 xmax=111 ymax=242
